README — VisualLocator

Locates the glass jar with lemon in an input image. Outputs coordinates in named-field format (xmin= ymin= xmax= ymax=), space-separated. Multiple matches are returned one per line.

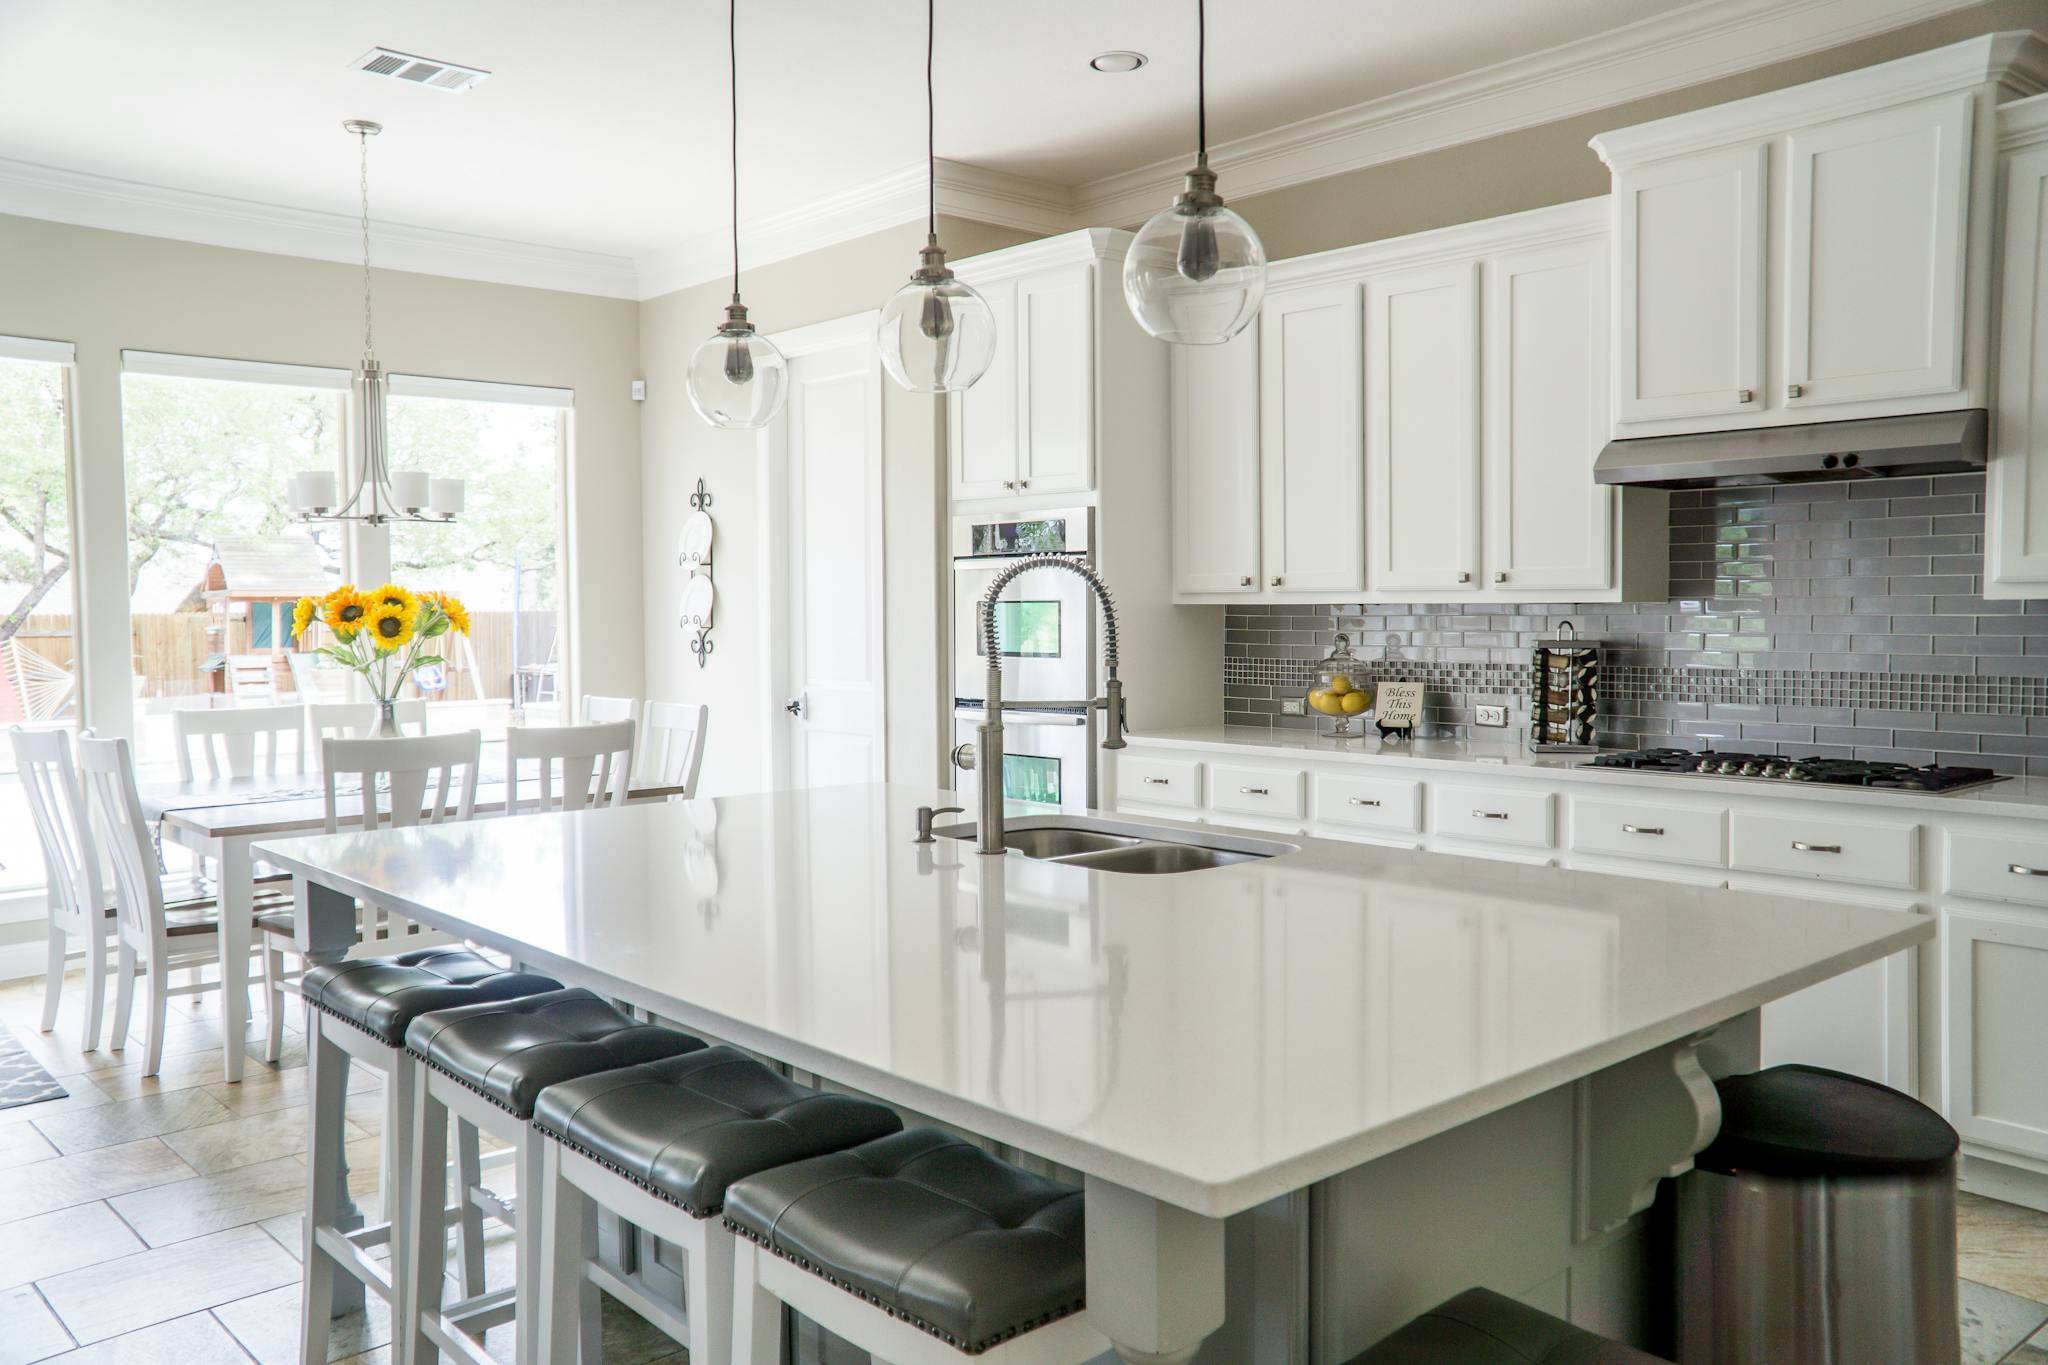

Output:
xmin=1306 ymin=633 xmax=1373 ymax=738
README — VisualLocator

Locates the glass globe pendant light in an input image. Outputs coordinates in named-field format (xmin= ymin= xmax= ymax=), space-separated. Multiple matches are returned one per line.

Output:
xmin=877 ymin=0 xmax=996 ymax=393
xmin=1122 ymin=0 xmax=1267 ymax=345
xmin=686 ymin=0 xmax=787 ymax=429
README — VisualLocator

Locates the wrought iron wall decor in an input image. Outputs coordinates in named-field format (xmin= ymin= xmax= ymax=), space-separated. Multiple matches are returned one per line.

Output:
xmin=679 ymin=478 xmax=717 ymax=667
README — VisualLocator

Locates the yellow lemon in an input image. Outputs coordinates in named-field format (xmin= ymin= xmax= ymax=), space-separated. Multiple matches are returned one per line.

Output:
xmin=1307 ymin=689 xmax=1340 ymax=716
xmin=1328 ymin=673 xmax=1354 ymax=694
xmin=1340 ymin=691 xmax=1369 ymax=714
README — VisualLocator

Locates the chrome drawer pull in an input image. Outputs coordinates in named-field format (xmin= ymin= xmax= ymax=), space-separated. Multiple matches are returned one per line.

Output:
xmin=1142 ymin=777 xmax=1170 ymax=786
xmin=2010 ymin=864 xmax=2048 ymax=877
xmin=1241 ymin=786 xmax=1270 ymax=796
xmin=1474 ymin=810 xmax=1510 ymax=820
xmin=1349 ymin=797 xmax=1381 ymax=807
xmin=1791 ymin=841 xmax=1842 ymax=854
xmin=1622 ymin=824 xmax=1664 ymax=836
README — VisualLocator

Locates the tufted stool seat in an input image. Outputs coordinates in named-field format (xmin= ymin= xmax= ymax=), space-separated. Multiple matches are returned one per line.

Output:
xmin=304 ymin=946 xmax=561 ymax=1045
xmin=399 ymin=989 xmax=705 ymax=1365
xmin=721 ymin=1127 xmax=1107 ymax=1362
xmin=1345 ymin=1287 xmax=1664 ymax=1364
xmin=527 ymin=1047 xmax=904 ymax=1363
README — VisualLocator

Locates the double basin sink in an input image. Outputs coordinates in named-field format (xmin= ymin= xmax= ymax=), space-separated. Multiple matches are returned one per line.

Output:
xmin=937 ymin=814 xmax=1296 ymax=874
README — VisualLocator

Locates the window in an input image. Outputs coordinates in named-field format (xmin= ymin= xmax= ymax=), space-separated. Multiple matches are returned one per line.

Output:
xmin=387 ymin=378 xmax=571 ymax=728
xmin=0 ymin=338 xmax=78 ymax=901
xmin=118 ymin=353 xmax=348 ymax=769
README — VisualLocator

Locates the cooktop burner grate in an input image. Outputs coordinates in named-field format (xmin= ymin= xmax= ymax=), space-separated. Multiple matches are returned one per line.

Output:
xmin=1585 ymin=747 xmax=2005 ymax=793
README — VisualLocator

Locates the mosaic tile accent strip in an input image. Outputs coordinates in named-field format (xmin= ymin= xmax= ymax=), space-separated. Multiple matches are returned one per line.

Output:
xmin=1220 ymin=472 xmax=2048 ymax=775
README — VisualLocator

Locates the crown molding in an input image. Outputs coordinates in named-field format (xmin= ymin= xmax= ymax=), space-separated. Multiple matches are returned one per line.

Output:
xmin=1270 ymin=197 xmax=1607 ymax=290
xmin=0 ymin=155 xmax=640 ymax=299
xmin=1070 ymin=0 xmax=1992 ymax=227
xmin=2002 ymin=90 xmax=2048 ymax=148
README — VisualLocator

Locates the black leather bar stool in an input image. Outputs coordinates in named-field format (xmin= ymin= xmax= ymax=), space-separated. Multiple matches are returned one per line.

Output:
xmin=1345 ymin=1287 xmax=1664 ymax=1364
xmin=529 ymin=1046 xmax=904 ymax=1362
xmin=397 ymin=987 xmax=704 ymax=1365
xmin=298 ymin=948 xmax=562 ymax=1365
xmin=722 ymin=1127 xmax=1113 ymax=1364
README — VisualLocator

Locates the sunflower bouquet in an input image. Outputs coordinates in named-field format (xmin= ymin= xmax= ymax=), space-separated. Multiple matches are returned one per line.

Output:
xmin=293 ymin=583 xmax=470 ymax=733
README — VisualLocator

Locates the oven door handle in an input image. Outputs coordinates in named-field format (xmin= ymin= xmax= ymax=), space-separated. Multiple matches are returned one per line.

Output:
xmin=953 ymin=706 xmax=1090 ymax=726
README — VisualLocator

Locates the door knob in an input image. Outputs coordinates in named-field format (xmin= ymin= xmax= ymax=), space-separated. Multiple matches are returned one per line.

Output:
xmin=785 ymin=698 xmax=804 ymax=717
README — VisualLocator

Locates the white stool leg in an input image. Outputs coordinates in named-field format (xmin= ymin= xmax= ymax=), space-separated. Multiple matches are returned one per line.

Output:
xmin=513 ymin=1126 xmax=545 ymax=1365
xmin=686 ymin=1225 xmax=736 ymax=1365
xmin=109 ymin=942 xmax=135 ymax=1053
xmin=404 ymin=1061 xmax=450 ymax=1365
xmin=299 ymin=1017 xmax=348 ymax=1365
xmin=730 ymin=1237 xmax=783 ymax=1365
xmin=538 ymin=1141 xmax=600 ymax=1365
xmin=455 ymin=1118 xmax=487 ymax=1299
xmin=261 ymin=943 xmax=286 ymax=1064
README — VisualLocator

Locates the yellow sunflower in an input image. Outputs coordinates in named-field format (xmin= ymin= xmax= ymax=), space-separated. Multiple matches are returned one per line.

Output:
xmin=365 ymin=600 xmax=419 ymax=652
xmin=423 ymin=591 xmax=470 ymax=635
xmin=322 ymin=586 xmax=371 ymax=637
xmin=370 ymin=583 xmax=421 ymax=614
xmin=290 ymin=596 xmax=319 ymax=640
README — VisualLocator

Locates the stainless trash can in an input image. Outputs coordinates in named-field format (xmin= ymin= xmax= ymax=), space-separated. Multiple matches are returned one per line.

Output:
xmin=1675 ymin=1064 xmax=1960 ymax=1365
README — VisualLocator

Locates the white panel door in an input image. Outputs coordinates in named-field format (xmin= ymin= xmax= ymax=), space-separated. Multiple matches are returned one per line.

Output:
xmin=1612 ymin=143 xmax=1766 ymax=425
xmin=1367 ymin=261 xmax=1480 ymax=595
xmin=949 ymin=275 xmax=1019 ymax=499
xmin=1171 ymin=321 xmax=1262 ymax=594
xmin=1485 ymin=237 xmax=1614 ymax=594
xmin=1017 ymin=263 xmax=1094 ymax=495
xmin=1944 ymin=903 xmax=2048 ymax=1161
xmin=1986 ymin=135 xmax=2048 ymax=593
xmin=780 ymin=337 xmax=887 ymax=789
xmin=1783 ymin=92 xmax=1972 ymax=411
xmin=1259 ymin=283 xmax=1365 ymax=594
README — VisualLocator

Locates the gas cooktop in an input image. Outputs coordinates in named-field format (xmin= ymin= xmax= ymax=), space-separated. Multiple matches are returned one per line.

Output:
xmin=1585 ymin=747 xmax=2006 ymax=794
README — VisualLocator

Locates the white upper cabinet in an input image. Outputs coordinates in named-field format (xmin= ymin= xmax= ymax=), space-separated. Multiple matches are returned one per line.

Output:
xmin=1366 ymin=262 xmax=1480 ymax=594
xmin=1611 ymin=144 xmax=1765 ymax=424
xmin=1782 ymin=93 xmax=1972 ymax=410
xmin=1485 ymin=235 xmax=1618 ymax=595
xmin=1171 ymin=322 xmax=1262 ymax=595
xmin=950 ymin=275 xmax=1021 ymax=500
xmin=1015 ymin=264 xmax=1094 ymax=495
xmin=1259 ymin=282 xmax=1366 ymax=595
xmin=1986 ymin=94 xmax=2048 ymax=597
xmin=1592 ymin=34 xmax=2043 ymax=438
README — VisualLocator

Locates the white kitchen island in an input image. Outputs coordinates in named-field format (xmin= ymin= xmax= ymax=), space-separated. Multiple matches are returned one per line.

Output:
xmin=257 ymin=782 xmax=1931 ymax=1363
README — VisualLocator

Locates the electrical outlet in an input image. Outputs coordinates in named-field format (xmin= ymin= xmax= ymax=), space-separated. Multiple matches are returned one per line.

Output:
xmin=1281 ymin=698 xmax=1304 ymax=715
xmin=1475 ymin=704 xmax=1508 ymax=728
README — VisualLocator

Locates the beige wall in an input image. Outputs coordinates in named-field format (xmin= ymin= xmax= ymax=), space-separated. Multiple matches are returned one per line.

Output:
xmin=638 ymin=215 xmax=1037 ymax=797
xmin=1233 ymin=0 xmax=2046 ymax=258
xmin=0 ymin=211 xmax=645 ymax=735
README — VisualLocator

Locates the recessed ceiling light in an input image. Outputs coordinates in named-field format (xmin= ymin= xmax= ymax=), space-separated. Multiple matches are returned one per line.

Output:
xmin=1090 ymin=51 xmax=1147 ymax=74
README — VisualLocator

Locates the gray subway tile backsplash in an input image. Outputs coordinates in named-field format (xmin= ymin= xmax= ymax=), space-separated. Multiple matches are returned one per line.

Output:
xmin=1219 ymin=473 xmax=2048 ymax=768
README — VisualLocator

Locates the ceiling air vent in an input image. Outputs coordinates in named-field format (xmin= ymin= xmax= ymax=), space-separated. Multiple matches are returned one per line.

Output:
xmin=350 ymin=48 xmax=490 ymax=94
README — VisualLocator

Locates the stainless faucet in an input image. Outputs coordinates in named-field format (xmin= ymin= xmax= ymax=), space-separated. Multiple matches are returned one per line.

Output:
xmin=951 ymin=555 xmax=1126 ymax=855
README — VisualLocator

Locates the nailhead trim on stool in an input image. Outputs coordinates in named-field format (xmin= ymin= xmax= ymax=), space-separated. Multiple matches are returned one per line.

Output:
xmin=302 ymin=946 xmax=561 ymax=1046
xmin=723 ymin=1127 xmax=1087 ymax=1356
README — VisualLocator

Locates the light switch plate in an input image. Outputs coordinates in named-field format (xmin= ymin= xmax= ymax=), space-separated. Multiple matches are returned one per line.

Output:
xmin=1476 ymin=704 xmax=1508 ymax=728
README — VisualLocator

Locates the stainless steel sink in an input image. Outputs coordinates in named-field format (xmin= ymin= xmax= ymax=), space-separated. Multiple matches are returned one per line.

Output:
xmin=936 ymin=815 xmax=1294 ymax=874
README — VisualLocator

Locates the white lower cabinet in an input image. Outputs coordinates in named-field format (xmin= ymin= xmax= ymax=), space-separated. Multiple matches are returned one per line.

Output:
xmin=1430 ymin=784 xmax=1555 ymax=850
xmin=1570 ymin=797 xmax=1725 ymax=869
xmin=1944 ymin=902 xmax=2048 ymax=1161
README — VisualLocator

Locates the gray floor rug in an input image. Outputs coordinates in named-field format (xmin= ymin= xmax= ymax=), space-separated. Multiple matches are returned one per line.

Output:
xmin=0 ymin=1018 xmax=67 ymax=1110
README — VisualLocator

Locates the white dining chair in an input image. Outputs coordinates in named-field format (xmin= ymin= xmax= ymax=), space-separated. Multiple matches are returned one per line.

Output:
xmin=173 ymin=703 xmax=307 ymax=780
xmin=641 ymin=700 xmax=708 ymax=794
xmin=12 ymin=727 xmax=114 ymax=1050
xmin=225 ymin=653 xmax=281 ymax=700
xmin=306 ymin=698 xmax=427 ymax=749
xmin=505 ymin=721 xmax=635 ymax=814
xmin=579 ymin=694 xmax=640 ymax=728
xmin=76 ymin=735 xmax=285 ymax=1075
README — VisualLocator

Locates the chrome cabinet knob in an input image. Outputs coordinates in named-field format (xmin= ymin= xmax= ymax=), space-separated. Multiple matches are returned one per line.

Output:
xmin=1494 ymin=571 xmax=1508 ymax=583
xmin=1239 ymin=575 xmax=1254 ymax=587
xmin=1270 ymin=575 xmax=1283 ymax=587
xmin=1738 ymin=388 xmax=1754 ymax=404
xmin=1457 ymin=571 xmax=1471 ymax=583
xmin=1018 ymin=479 xmax=1030 ymax=489
xmin=1787 ymin=383 xmax=1804 ymax=399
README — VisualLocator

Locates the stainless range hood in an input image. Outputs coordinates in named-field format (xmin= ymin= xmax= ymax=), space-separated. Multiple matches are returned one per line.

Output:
xmin=1593 ymin=409 xmax=1987 ymax=490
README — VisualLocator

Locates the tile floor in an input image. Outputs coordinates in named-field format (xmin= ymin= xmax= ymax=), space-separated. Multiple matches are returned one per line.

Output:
xmin=3 ymin=969 xmax=2048 ymax=1363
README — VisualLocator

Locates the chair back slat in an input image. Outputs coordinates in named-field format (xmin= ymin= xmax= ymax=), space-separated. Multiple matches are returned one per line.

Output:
xmin=506 ymin=721 xmax=635 ymax=815
xmin=319 ymin=731 xmax=482 ymax=833
xmin=75 ymin=735 xmax=169 ymax=958
xmin=9 ymin=727 xmax=104 ymax=935
xmin=173 ymin=704 xmax=306 ymax=781
xmin=642 ymin=701 xmax=708 ymax=794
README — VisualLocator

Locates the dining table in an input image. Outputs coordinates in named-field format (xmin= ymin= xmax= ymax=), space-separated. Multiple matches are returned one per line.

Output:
xmin=140 ymin=749 xmax=686 ymax=1084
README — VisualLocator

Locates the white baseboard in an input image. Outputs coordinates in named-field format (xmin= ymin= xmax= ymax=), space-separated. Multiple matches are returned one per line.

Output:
xmin=1961 ymin=1149 xmax=2048 ymax=1214
xmin=0 ymin=939 xmax=50 ymax=986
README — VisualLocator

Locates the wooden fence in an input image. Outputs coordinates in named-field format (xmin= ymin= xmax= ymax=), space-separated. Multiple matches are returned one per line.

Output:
xmin=8 ymin=609 xmax=558 ymax=703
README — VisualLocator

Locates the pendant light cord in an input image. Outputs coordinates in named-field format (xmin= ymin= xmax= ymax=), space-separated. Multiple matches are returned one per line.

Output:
xmin=926 ymin=0 xmax=936 ymax=240
xmin=1196 ymin=0 xmax=1207 ymax=161
xmin=358 ymin=128 xmax=374 ymax=361
xmin=729 ymin=0 xmax=740 ymax=304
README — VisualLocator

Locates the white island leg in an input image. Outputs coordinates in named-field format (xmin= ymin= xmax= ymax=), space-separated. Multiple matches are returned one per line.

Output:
xmin=1084 ymin=1177 xmax=1227 ymax=1365
xmin=214 ymin=834 xmax=255 ymax=1082
xmin=296 ymin=877 xmax=368 ymax=1321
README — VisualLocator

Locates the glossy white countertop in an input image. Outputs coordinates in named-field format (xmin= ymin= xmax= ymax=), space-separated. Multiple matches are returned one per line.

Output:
xmin=1130 ymin=724 xmax=2048 ymax=819
xmin=256 ymin=782 xmax=1929 ymax=1217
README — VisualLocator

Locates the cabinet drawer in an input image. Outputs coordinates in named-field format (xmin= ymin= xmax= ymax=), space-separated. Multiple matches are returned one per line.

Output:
xmin=1117 ymin=754 xmax=1201 ymax=810
xmin=1947 ymin=830 xmax=2048 ymax=908
xmin=1729 ymin=811 xmax=1918 ymax=889
xmin=1211 ymin=764 xmax=1307 ymax=821
xmin=1571 ymin=798 xmax=1725 ymax=868
xmin=1431 ymin=785 xmax=1555 ymax=849
xmin=1313 ymin=772 xmax=1422 ymax=834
